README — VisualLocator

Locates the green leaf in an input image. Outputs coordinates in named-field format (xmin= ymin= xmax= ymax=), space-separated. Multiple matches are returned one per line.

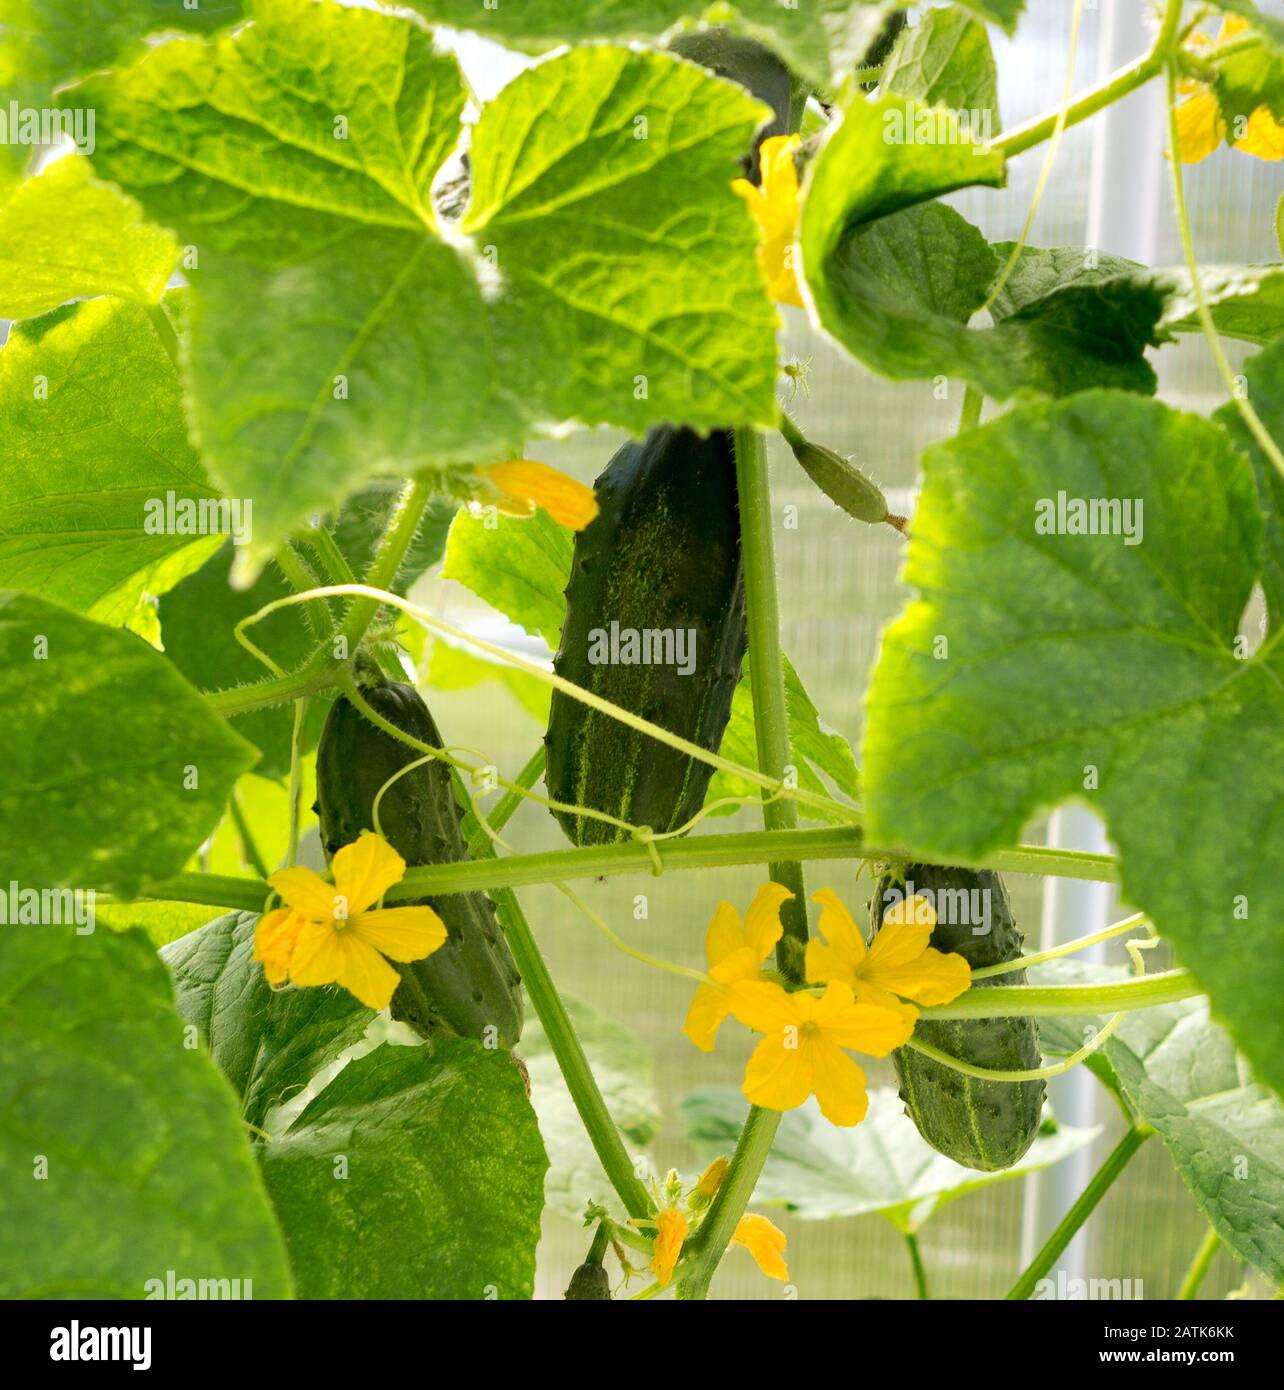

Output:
xmin=399 ymin=0 xmax=907 ymax=89
xmin=992 ymin=245 xmax=1284 ymax=348
xmin=425 ymin=638 xmax=552 ymax=722
xmin=162 ymin=910 xmax=373 ymax=1131
xmin=0 ymin=297 xmax=224 ymax=626
xmin=522 ymin=992 xmax=661 ymax=1219
xmin=1036 ymin=961 xmax=1284 ymax=1285
xmin=0 ymin=0 xmax=243 ymax=91
xmin=442 ymin=504 xmax=576 ymax=648
xmin=259 ymin=1035 xmax=547 ymax=1298
xmin=0 ymin=590 xmax=258 ymax=893
xmin=1210 ymin=3 xmax=1284 ymax=123
xmin=158 ymin=542 xmax=318 ymax=781
xmin=0 ymin=924 xmax=292 ymax=1298
xmin=0 ymin=156 xmax=178 ymax=320
xmin=862 ymin=389 xmax=1284 ymax=1098
xmin=681 ymin=1086 xmax=1095 ymax=1231
xmin=882 ymin=6 xmax=1001 ymax=128
xmin=802 ymin=197 xmax=1163 ymax=399
xmin=708 ymin=654 xmax=859 ymax=821
xmin=81 ymin=0 xmax=778 ymax=576
xmin=1214 ymin=335 xmax=1284 ymax=625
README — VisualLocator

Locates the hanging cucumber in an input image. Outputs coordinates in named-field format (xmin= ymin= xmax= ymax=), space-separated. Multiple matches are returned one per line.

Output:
xmin=872 ymin=863 xmax=1044 ymax=1171
xmin=315 ymin=676 xmax=523 ymax=1047
xmin=545 ymin=426 xmax=747 ymax=846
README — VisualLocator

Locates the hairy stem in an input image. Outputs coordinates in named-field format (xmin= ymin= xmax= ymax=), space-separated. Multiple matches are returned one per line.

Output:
xmin=1176 ymin=1225 xmax=1222 ymax=1300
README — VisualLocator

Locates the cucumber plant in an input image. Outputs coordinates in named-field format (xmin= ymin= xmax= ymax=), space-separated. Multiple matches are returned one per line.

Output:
xmin=1 ymin=0 xmax=1282 ymax=1313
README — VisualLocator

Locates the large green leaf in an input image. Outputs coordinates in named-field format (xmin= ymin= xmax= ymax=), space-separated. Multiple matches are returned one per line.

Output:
xmin=681 ymin=1086 xmax=1096 ymax=1231
xmin=882 ymin=5 xmax=1001 ymax=127
xmin=861 ymin=390 xmax=1284 ymax=1097
xmin=0 ymin=924 xmax=292 ymax=1298
xmin=0 ymin=297 xmax=223 ymax=628
xmin=442 ymin=504 xmax=576 ymax=647
xmin=991 ymin=245 xmax=1284 ymax=348
xmin=0 ymin=590 xmax=258 ymax=893
xmin=0 ymin=156 xmax=177 ymax=320
xmin=1036 ymin=961 xmax=1284 ymax=1286
xmin=80 ymin=0 xmax=778 ymax=576
xmin=260 ymin=1035 xmax=548 ymax=1298
xmin=801 ymin=196 xmax=1164 ymax=399
xmin=523 ymin=993 xmax=661 ymax=1219
xmin=1210 ymin=2 xmax=1284 ymax=123
xmin=163 ymin=910 xmax=373 ymax=1132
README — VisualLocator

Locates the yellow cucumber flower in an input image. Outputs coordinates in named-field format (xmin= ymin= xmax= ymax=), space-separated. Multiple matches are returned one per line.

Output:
xmin=682 ymin=881 xmax=793 ymax=1052
xmin=1172 ymin=17 xmax=1283 ymax=164
xmin=732 ymin=1213 xmax=789 ymax=1282
xmin=689 ymin=1155 xmax=729 ymax=1210
xmin=732 ymin=134 xmax=805 ymax=308
xmin=480 ymin=459 xmax=599 ymax=530
xmin=650 ymin=1206 xmax=688 ymax=1288
xmin=727 ymin=978 xmax=915 ymax=1127
xmin=805 ymin=887 xmax=971 ymax=1011
xmin=254 ymin=831 xmax=448 ymax=1010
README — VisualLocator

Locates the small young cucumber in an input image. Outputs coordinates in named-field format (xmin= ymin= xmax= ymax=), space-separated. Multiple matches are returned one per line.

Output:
xmin=315 ymin=678 xmax=523 ymax=1048
xmin=872 ymin=863 xmax=1044 ymax=1171
xmin=545 ymin=425 xmax=747 ymax=846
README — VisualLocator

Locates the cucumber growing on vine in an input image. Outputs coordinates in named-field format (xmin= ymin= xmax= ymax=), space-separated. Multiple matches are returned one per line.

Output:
xmin=315 ymin=677 xmax=523 ymax=1047
xmin=545 ymin=425 xmax=747 ymax=846
xmin=872 ymin=863 xmax=1043 ymax=1171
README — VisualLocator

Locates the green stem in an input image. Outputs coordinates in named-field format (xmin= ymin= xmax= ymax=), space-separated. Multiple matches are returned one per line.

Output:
xmin=679 ymin=427 xmax=808 ymax=1301
xmin=203 ymin=664 xmax=334 ymax=717
xmin=919 ymin=968 xmax=1197 ymax=1020
xmin=733 ymin=427 xmax=809 ymax=981
xmin=335 ymin=478 xmax=432 ymax=657
xmin=275 ymin=544 xmax=332 ymax=639
xmin=1176 ymin=1225 xmax=1221 ymax=1300
xmin=465 ymin=747 xmax=546 ymax=857
xmin=227 ymin=793 xmax=270 ymax=879
xmin=1163 ymin=61 xmax=1284 ymax=479
xmin=305 ymin=523 xmax=358 ymax=588
xmin=905 ymin=1231 xmax=930 ymax=1299
xmin=1005 ymin=1128 xmax=1151 ymax=1300
xmin=994 ymin=0 xmax=1184 ymax=162
xmin=141 ymin=826 xmax=1123 ymax=913
xmin=958 ymin=385 xmax=983 ymax=432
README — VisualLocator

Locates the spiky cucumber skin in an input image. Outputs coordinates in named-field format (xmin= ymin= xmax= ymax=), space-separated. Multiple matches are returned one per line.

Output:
xmin=315 ymin=679 xmax=523 ymax=1048
xmin=872 ymin=863 xmax=1044 ymax=1172
xmin=545 ymin=426 xmax=747 ymax=847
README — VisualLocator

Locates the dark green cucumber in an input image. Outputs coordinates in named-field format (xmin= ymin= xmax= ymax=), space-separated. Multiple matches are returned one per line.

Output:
xmin=564 ymin=1262 xmax=612 ymax=1300
xmin=872 ymin=863 xmax=1043 ymax=1171
xmin=545 ymin=426 xmax=747 ymax=846
xmin=315 ymin=677 xmax=523 ymax=1047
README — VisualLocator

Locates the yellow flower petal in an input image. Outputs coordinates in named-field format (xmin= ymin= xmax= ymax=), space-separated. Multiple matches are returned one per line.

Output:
xmin=709 ymin=944 xmax=762 ymax=985
xmin=352 ymin=905 xmax=448 ymax=963
xmin=867 ymin=945 xmax=972 ymax=1007
xmin=266 ymin=864 xmax=342 ymax=921
xmin=806 ymin=1036 xmax=870 ymax=1127
xmin=651 ymin=1207 xmax=687 ymax=1288
xmin=682 ymin=982 xmax=732 ymax=1053
xmin=805 ymin=886 xmax=868 ymax=985
xmin=254 ymin=907 xmax=303 ymax=985
xmin=483 ymin=460 xmax=599 ymax=531
xmin=725 ymin=978 xmax=801 ymax=1036
xmin=331 ymin=830 xmax=407 ymax=916
xmin=741 ymin=881 xmax=792 ymax=961
xmin=732 ymin=1213 xmax=789 ymax=1281
xmin=695 ymin=1156 xmax=729 ymax=1200
xmin=284 ymin=916 xmax=349 ymax=988
xmin=1173 ymin=90 xmax=1225 ymax=164
xmin=742 ymin=1030 xmax=814 ymax=1112
xmin=734 ymin=134 xmax=804 ymax=309
xmin=333 ymin=936 xmax=404 ymax=1010
xmin=705 ymin=898 xmax=746 ymax=969
xmin=1234 ymin=106 xmax=1284 ymax=161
